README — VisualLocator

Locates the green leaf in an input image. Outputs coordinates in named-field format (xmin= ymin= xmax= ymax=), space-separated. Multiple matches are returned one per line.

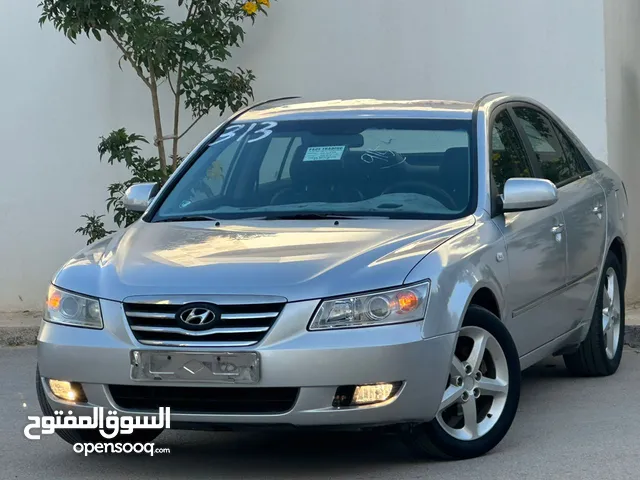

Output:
xmin=39 ymin=0 xmax=272 ymax=237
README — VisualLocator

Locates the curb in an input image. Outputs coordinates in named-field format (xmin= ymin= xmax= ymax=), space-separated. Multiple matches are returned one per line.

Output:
xmin=0 ymin=325 xmax=39 ymax=347
xmin=624 ymin=325 xmax=640 ymax=350
xmin=2 ymin=324 xmax=640 ymax=349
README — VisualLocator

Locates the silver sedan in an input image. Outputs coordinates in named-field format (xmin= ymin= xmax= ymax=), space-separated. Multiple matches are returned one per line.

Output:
xmin=36 ymin=95 xmax=628 ymax=460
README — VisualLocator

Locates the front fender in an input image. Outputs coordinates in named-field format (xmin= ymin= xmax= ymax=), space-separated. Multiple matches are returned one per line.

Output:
xmin=405 ymin=214 xmax=509 ymax=339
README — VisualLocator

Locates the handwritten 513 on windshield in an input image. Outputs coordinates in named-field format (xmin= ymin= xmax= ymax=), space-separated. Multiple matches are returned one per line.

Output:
xmin=24 ymin=406 xmax=170 ymax=440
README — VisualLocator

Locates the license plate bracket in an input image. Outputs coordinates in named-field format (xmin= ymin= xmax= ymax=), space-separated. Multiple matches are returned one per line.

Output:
xmin=130 ymin=350 xmax=260 ymax=384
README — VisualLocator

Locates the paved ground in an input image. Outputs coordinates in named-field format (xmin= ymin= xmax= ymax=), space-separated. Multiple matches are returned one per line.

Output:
xmin=2 ymin=347 xmax=640 ymax=480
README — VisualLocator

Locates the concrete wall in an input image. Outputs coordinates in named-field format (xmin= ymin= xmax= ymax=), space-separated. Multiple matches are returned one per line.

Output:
xmin=0 ymin=2 xmax=215 ymax=311
xmin=0 ymin=2 xmax=117 ymax=311
xmin=237 ymin=0 xmax=609 ymax=159
xmin=0 ymin=0 xmax=614 ymax=310
xmin=604 ymin=0 xmax=640 ymax=302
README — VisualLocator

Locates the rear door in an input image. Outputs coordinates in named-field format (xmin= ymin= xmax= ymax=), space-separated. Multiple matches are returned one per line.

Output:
xmin=513 ymin=106 xmax=606 ymax=329
xmin=490 ymin=107 xmax=568 ymax=355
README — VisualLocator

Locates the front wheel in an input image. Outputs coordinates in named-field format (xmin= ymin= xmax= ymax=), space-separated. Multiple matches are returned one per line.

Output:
xmin=403 ymin=305 xmax=521 ymax=460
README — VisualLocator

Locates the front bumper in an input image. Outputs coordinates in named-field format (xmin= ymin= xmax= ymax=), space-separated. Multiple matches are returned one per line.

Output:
xmin=37 ymin=299 xmax=456 ymax=428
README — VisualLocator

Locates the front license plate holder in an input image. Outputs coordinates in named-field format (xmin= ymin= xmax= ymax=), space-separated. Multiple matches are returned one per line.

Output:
xmin=130 ymin=350 xmax=260 ymax=384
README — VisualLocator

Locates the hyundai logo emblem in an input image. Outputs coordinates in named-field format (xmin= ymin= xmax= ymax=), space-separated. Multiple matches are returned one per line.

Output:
xmin=178 ymin=307 xmax=216 ymax=327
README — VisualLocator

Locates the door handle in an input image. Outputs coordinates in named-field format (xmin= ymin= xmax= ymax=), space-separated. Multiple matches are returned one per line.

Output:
xmin=551 ymin=224 xmax=564 ymax=234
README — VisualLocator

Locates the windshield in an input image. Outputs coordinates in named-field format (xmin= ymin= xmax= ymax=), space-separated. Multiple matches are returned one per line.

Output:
xmin=153 ymin=118 xmax=473 ymax=221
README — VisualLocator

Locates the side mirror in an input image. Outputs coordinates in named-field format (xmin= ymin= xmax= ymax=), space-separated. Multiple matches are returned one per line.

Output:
xmin=123 ymin=183 xmax=160 ymax=213
xmin=501 ymin=178 xmax=558 ymax=212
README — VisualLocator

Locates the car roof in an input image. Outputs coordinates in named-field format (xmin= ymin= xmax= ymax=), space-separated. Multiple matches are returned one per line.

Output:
xmin=237 ymin=98 xmax=476 ymax=122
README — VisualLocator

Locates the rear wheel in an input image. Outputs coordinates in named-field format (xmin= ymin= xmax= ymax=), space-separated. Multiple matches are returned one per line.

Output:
xmin=35 ymin=365 xmax=163 ymax=445
xmin=563 ymin=251 xmax=625 ymax=376
xmin=403 ymin=305 xmax=521 ymax=460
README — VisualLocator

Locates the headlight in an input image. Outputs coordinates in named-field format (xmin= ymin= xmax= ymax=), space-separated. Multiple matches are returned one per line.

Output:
xmin=309 ymin=281 xmax=430 ymax=331
xmin=44 ymin=285 xmax=103 ymax=329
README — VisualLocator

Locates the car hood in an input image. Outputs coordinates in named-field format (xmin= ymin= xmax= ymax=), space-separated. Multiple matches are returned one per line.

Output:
xmin=53 ymin=217 xmax=475 ymax=302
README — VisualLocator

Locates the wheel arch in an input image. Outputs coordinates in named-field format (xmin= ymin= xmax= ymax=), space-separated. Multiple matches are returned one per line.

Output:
xmin=608 ymin=236 xmax=627 ymax=282
xmin=467 ymin=287 xmax=501 ymax=321
xmin=449 ymin=282 xmax=504 ymax=334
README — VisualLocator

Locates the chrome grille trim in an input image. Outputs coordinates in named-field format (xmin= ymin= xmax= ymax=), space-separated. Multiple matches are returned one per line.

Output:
xmin=127 ymin=311 xmax=281 ymax=321
xmin=138 ymin=340 xmax=258 ymax=348
xmin=127 ymin=311 xmax=175 ymax=320
xmin=221 ymin=312 xmax=280 ymax=320
xmin=130 ymin=326 xmax=270 ymax=336
xmin=123 ymin=298 xmax=285 ymax=348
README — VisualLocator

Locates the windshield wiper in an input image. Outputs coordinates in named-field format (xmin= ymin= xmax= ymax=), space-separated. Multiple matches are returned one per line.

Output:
xmin=156 ymin=215 xmax=219 ymax=223
xmin=263 ymin=213 xmax=365 ymax=220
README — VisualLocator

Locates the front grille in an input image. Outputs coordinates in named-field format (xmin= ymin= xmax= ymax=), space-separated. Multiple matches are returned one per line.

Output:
xmin=123 ymin=301 xmax=285 ymax=347
xmin=109 ymin=385 xmax=299 ymax=414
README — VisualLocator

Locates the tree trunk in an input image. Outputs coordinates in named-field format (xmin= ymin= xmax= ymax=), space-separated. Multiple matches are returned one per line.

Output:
xmin=171 ymin=67 xmax=182 ymax=168
xmin=148 ymin=62 xmax=167 ymax=174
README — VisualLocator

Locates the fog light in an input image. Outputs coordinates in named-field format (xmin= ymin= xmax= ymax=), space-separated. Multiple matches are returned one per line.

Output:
xmin=48 ymin=379 xmax=87 ymax=403
xmin=353 ymin=383 xmax=395 ymax=405
xmin=333 ymin=382 xmax=401 ymax=408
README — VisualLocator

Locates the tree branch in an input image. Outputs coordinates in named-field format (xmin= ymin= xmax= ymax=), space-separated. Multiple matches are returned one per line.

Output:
xmin=107 ymin=32 xmax=151 ymax=89
xmin=148 ymin=59 xmax=167 ymax=173
xmin=171 ymin=0 xmax=197 ymax=167
xmin=178 ymin=113 xmax=206 ymax=140
xmin=171 ymin=63 xmax=183 ymax=167
xmin=167 ymin=72 xmax=176 ymax=96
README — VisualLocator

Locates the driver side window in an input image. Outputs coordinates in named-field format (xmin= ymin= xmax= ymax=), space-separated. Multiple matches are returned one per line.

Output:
xmin=491 ymin=110 xmax=533 ymax=193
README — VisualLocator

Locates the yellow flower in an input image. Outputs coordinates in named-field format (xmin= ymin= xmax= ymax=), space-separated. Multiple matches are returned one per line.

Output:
xmin=242 ymin=1 xmax=258 ymax=15
xmin=257 ymin=0 xmax=270 ymax=7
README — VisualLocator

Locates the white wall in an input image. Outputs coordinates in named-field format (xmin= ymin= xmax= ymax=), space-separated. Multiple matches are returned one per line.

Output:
xmin=237 ymin=0 xmax=609 ymax=159
xmin=604 ymin=0 xmax=640 ymax=302
xmin=0 ymin=0 xmax=612 ymax=310
xmin=0 ymin=2 xmax=215 ymax=311
xmin=0 ymin=2 xmax=117 ymax=311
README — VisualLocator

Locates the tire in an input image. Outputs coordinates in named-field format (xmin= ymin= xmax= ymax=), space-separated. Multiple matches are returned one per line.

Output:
xmin=563 ymin=251 xmax=625 ymax=377
xmin=35 ymin=365 xmax=163 ymax=445
xmin=403 ymin=305 xmax=521 ymax=460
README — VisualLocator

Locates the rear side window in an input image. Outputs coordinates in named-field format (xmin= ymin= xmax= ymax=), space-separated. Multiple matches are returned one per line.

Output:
xmin=553 ymin=124 xmax=592 ymax=175
xmin=491 ymin=110 xmax=533 ymax=193
xmin=513 ymin=107 xmax=580 ymax=185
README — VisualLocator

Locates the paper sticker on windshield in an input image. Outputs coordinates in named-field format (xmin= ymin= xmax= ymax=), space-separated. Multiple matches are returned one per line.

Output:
xmin=303 ymin=146 xmax=346 ymax=162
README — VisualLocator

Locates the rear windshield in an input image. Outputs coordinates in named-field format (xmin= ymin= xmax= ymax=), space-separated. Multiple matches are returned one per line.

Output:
xmin=154 ymin=118 xmax=474 ymax=220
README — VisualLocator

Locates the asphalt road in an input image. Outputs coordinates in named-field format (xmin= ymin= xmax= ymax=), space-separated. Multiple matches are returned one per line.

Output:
xmin=2 ymin=347 xmax=640 ymax=480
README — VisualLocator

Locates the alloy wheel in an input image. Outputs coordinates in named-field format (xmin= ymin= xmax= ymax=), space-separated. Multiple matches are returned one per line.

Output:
xmin=436 ymin=326 xmax=509 ymax=441
xmin=602 ymin=267 xmax=622 ymax=360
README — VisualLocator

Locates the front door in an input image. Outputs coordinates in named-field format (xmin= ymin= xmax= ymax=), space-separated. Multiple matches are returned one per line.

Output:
xmin=513 ymin=108 xmax=607 ymax=330
xmin=489 ymin=108 xmax=568 ymax=356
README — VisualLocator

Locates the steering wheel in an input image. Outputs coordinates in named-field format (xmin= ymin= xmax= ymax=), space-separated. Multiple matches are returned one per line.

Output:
xmin=382 ymin=181 xmax=458 ymax=210
xmin=270 ymin=187 xmax=296 ymax=205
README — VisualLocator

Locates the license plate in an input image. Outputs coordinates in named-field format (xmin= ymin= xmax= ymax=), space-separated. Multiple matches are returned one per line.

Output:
xmin=130 ymin=350 xmax=260 ymax=384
